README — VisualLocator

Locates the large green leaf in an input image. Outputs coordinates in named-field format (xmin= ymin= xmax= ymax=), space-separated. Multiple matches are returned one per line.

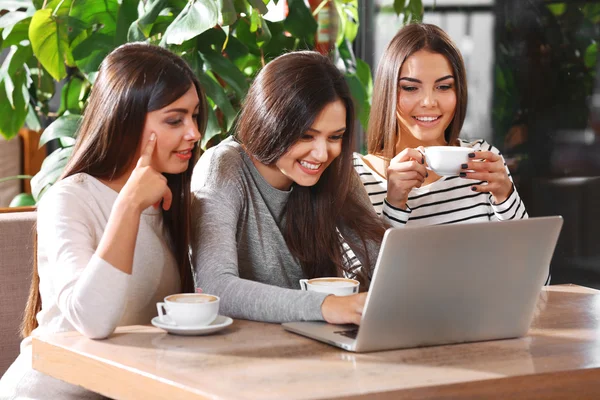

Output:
xmin=261 ymin=20 xmax=295 ymax=58
xmin=38 ymin=113 xmax=82 ymax=147
xmin=355 ymin=57 xmax=372 ymax=99
xmin=1 ymin=17 xmax=30 ymax=45
xmin=29 ymin=8 xmax=73 ymax=81
xmin=115 ymin=0 xmax=138 ymax=45
xmin=345 ymin=73 xmax=369 ymax=131
xmin=223 ymin=33 xmax=250 ymax=61
xmin=0 ymin=45 xmax=30 ymax=140
xmin=31 ymin=146 xmax=73 ymax=201
xmin=69 ymin=0 xmax=118 ymax=31
xmin=0 ymin=11 xmax=29 ymax=32
xmin=284 ymin=0 xmax=317 ymax=46
xmin=72 ymin=33 xmax=114 ymax=74
xmin=585 ymin=42 xmax=598 ymax=69
xmin=28 ymin=65 xmax=55 ymax=103
xmin=0 ymin=45 xmax=32 ymax=110
xmin=333 ymin=0 xmax=358 ymax=47
xmin=393 ymin=0 xmax=405 ymax=15
xmin=0 ymin=74 xmax=28 ymax=140
xmin=201 ymin=105 xmax=222 ymax=149
xmin=127 ymin=0 xmax=167 ymax=41
xmin=200 ymin=49 xmax=249 ymax=99
xmin=250 ymin=10 xmax=271 ymax=46
xmin=163 ymin=0 xmax=218 ymax=45
xmin=25 ymin=103 xmax=41 ymax=131
xmin=57 ymin=77 xmax=85 ymax=114
xmin=197 ymin=71 xmax=237 ymax=130
xmin=235 ymin=17 xmax=259 ymax=54
xmin=247 ymin=0 xmax=268 ymax=15
xmin=217 ymin=0 xmax=237 ymax=26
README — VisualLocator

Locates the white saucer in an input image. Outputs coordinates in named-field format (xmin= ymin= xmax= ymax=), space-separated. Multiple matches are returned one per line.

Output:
xmin=151 ymin=315 xmax=233 ymax=336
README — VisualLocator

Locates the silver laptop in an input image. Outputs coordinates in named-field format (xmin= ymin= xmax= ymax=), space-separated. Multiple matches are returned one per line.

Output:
xmin=283 ymin=216 xmax=563 ymax=353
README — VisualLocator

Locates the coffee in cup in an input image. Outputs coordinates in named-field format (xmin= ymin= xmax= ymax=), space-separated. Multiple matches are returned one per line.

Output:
xmin=299 ymin=277 xmax=359 ymax=296
xmin=423 ymin=146 xmax=472 ymax=176
xmin=156 ymin=293 xmax=219 ymax=327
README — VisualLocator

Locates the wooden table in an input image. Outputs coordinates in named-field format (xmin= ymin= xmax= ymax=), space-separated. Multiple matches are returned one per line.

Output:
xmin=32 ymin=285 xmax=600 ymax=399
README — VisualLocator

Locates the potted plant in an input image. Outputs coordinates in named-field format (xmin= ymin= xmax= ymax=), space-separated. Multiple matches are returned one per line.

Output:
xmin=0 ymin=0 xmax=422 ymax=203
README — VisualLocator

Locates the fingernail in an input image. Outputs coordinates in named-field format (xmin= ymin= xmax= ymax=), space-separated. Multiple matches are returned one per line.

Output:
xmin=421 ymin=157 xmax=425 ymax=164
xmin=471 ymin=186 xmax=477 ymax=191
xmin=461 ymin=163 xmax=468 ymax=169
xmin=459 ymin=172 xmax=467 ymax=178
xmin=468 ymin=153 xmax=475 ymax=158
xmin=150 ymin=133 xmax=156 ymax=141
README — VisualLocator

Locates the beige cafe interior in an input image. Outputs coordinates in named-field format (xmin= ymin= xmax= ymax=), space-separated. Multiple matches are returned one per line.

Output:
xmin=2 ymin=0 xmax=600 ymax=398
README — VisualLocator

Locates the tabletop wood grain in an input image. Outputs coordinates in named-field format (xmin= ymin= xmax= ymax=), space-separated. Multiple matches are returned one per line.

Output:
xmin=32 ymin=284 xmax=600 ymax=399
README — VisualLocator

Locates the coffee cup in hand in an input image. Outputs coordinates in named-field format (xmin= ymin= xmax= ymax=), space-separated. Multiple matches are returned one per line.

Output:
xmin=156 ymin=293 xmax=219 ymax=327
xmin=299 ymin=277 xmax=359 ymax=296
xmin=423 ymin=146 xmax=471 ymax=176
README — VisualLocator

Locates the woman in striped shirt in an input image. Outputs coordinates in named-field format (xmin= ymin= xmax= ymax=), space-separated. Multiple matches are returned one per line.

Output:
xmin=355 ymin=23 xmax=528 ymax=227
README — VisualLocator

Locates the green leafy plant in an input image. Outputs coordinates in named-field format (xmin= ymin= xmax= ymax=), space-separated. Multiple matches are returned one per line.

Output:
xmin=0 ymin=0 xmax=371 ymax=201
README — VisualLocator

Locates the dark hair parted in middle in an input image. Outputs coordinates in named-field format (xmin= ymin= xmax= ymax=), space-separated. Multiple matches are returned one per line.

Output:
xmin=368 ymin=22 xmax=468 ymax=159
xmin=63 ymin=42 xmax=207 ymax=292
xmin=236 ymin=51 xmax=385 ymax=285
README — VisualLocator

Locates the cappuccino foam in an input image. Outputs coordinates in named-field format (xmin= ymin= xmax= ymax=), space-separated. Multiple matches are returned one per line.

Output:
xmin=310 ymin=280 xmax=356 ymax=287
xmin=168 ymin=294 xmax=217 ymax=303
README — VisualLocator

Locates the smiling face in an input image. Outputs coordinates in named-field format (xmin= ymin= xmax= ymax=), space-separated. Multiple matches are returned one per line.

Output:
xmin=396 ymin=49 xmax=457 ymax=150
xmin=139 ymin=85 xmax=201 ymax=174
xmin=255 ymin=99 xmax=346 ymax=190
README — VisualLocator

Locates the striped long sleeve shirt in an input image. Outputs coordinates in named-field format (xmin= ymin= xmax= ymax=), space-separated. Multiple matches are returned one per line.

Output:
xmin=354 ymin=139 xmax=529 ymax=227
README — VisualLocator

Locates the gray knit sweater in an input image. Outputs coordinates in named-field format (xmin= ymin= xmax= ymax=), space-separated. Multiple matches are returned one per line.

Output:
xmin=191 ymin=138 xmax=380 ymax=323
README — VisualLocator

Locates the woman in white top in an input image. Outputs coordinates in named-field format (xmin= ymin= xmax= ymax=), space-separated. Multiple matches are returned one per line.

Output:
xmin=355 ymin=23 xmax=528 ymax=226
xmin=0 ymin=43 xmax=207 ymax=399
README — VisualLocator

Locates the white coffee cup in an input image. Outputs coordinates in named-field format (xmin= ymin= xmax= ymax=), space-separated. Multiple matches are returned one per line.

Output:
xmin=156 ymin=293 xmax=219 ymax=327
xmin=299 ymin=277 xmax=360 ymax=296
xmin=423 ymin=146 xmax=472 ymax=176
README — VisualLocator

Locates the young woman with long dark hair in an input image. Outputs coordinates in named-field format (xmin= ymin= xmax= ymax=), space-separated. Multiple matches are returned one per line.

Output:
xmin=191 ymin=51 xmax=386 ymax=325
xmin=356 ymin=23 xmax=528 ymax=226
xmin=0 ymin=43 xmax=207 ymax=399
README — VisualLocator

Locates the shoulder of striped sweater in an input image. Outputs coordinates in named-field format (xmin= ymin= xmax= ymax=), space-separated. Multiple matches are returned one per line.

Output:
xmin=458 ymin=138 xmax=501 ymax=155
xmin=352 ymin=152 xmax=364 ymax=166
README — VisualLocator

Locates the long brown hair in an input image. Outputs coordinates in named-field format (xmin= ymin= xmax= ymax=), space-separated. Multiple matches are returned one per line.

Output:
xmin=22 ymin=43 xmax=207 ymax=336
xmin=236 ymin=51 xmax=386 ymax=286
xmin=368 ymin=22 xmax=468 ymax=160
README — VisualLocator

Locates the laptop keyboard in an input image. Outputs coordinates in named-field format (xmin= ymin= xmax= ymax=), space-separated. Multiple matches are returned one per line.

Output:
xmin=334 ymin=328 xmax=359 ymax=339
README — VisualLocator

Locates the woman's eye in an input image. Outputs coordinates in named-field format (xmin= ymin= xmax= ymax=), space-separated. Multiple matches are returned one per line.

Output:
xmin=300 ymin=134 xmax=313 ymax=141
xmin=166 ymin=119 xmax=182 ymax=126
xmin=401 ymin=85 xmax=418 ymax=92
xmin=438 ymin=84 xmax=453 ymax=91
xmin=329 ymin=134 xmax=344 ymax=141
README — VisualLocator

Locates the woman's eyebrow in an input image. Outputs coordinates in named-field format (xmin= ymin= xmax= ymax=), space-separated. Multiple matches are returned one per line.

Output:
xmin=399 ymin=75 xmax=454 ymax=83
xmin=163 ymin=102 xmax=201 ymax=114
xmin=307 ymin=127 xmax=346 ymax=133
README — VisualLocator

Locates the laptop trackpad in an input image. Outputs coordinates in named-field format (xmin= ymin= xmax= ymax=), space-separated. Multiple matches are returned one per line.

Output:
xmin=282 ymin=321 xmax=358 ymax=351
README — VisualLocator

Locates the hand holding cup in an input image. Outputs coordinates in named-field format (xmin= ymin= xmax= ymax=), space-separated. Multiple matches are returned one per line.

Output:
xmin=459 ymin=150 xmax=513 ymax=204
xmin=386 ymin=147 xmax=428 ymax=210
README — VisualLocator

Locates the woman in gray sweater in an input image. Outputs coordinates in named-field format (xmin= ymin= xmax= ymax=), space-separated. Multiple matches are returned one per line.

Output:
xmin=191 ymin=51 xmax=387 ymax=326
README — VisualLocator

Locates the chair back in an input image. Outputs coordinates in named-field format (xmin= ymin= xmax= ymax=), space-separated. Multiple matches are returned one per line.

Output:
xmin=0 ymin=209 xmax=36 ymax=376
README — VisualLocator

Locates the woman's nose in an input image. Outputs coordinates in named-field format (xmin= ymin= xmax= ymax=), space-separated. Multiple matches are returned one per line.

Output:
xmin=311 ymin=139 xmax=328 ymax=162
xmin=421 ymin=91 xmax=437 ymax=107
xmin=186 ymin=121 xmax=201 ymax=142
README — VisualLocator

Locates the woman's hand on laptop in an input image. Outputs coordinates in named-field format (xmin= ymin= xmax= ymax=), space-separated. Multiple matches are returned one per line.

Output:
xmin=321 ymin=293 xmax=367 ymax=325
